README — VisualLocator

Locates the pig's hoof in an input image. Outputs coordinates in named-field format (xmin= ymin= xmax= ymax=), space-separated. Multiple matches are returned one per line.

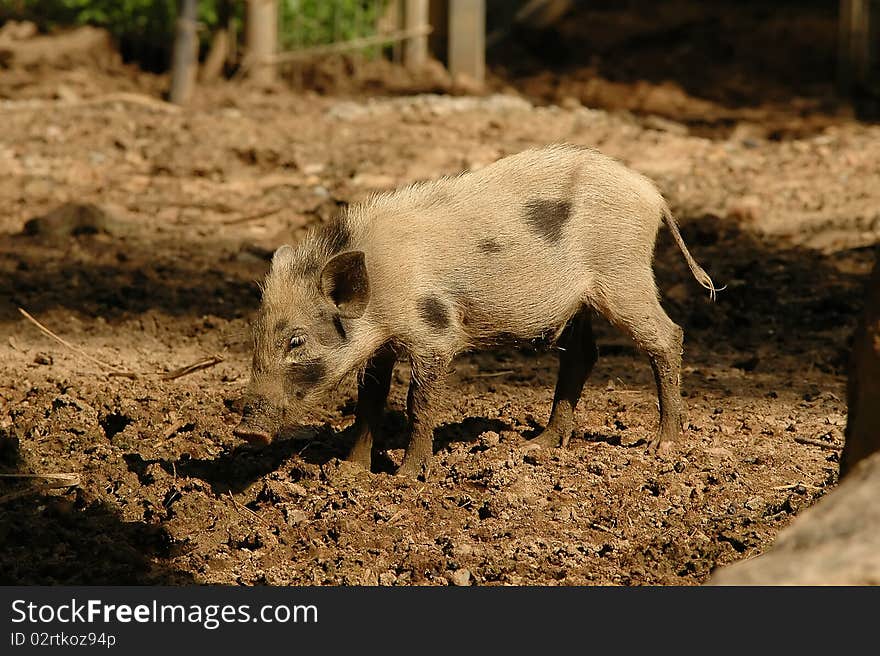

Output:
xmin=528 ymin=428 xmax=567 ymax=449
xmin=646 ymin=435 xmax=676 ymax=456
xmin=396 ymin=454 xmax=431 ymax=480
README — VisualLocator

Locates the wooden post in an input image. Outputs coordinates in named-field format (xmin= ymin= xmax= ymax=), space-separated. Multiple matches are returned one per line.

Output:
xmin=842 ymin=253 xmax=880 ymax=477
xmin=839 ymin=0 xmax=872 ymax=91
xmin=448 ymin=0 xmax=485 ymax=85
xmin=169 ymin=0 xmax=199 ymax=104
xmin=404 ymin=0 xmax=429 ymax=68
xmin=246 ymin=0 xmax=277 ymax=85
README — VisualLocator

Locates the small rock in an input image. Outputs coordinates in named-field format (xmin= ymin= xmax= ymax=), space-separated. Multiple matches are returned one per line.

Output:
xmin=707 ymin=446 xmax=734 ymax=460
xmin=555 ymin=507 xmax=573 ymax=521
xmin=478 ymin=430 xmax=500 ymax=448
xmin=302 ymin=162 xmax=325 ymax=175
xmin=642 ymin=114 xmax=689 ymax=135
xmin=33 ymin=352 xmax=53 ymax=365
xmin=449 ymin=568 xmax=471 ymax=586
xmin=55 ymin=85 xmax=80 ymax=103
xmin=498 ymin=430 xmax=521 ymax=443
xmin=378 ymin=572 xmax=396 ymax=586
xmin=452 ymin=542 xmax=474 ymax=558
xmin=288 ymin=483 xmax=308 ymax=497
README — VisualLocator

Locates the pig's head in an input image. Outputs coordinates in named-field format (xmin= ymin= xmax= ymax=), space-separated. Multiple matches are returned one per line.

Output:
xmin=233 ymin=240 xmax=371 ymax=444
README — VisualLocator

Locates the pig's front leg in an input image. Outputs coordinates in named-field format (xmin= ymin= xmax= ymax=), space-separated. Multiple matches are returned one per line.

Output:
xmin=397 ymin=355 xmax=446 ymax=479
xmin=346 ymin=346 xmax=396 ymax=470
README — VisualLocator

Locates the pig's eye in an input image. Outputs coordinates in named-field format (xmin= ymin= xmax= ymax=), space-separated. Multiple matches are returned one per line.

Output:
xmin=288 ymin=334 xmax=306 ymax=351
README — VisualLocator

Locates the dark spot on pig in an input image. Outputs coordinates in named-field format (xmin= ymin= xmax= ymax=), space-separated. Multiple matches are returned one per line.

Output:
xmin=523 ymin=198 xmax=572 ymax=244
xmin=274 ymin=319 xmax=288 ymax=333
xmin=312 ymin=312 xmax=347 ymax=347
xmin=477 ymin=238 xmax=503 ymax=254
xmin=418 ymin=296 xmax=449 ymax=330
xmin=284 ymin=360 xmax=327 ymax=394
xmin=333 ymin=315 xmax=347 ymax=340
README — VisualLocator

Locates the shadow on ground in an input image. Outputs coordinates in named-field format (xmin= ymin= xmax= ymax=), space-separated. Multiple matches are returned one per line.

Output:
xmin=0 ymin=231 xmax=262 ymax=322
xmin=125 ymin=413 xmax=515 ymax=493
xmin=0 ymin=436 xmax=193 ymax=585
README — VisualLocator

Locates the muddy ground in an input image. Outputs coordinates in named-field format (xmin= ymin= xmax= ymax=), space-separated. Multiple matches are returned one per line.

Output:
xmin=1 ymin=34 xmax=879 ymax=584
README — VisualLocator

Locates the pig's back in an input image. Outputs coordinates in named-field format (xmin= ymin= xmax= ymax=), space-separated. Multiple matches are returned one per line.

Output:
xmin=356 ymin=145 xmax=667 ymax=345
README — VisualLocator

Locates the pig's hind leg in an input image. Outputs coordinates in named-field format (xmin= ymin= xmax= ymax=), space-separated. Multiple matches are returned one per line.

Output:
xmin=531 ymin=307 xmax=598 ymax=448
xmin=594 ymin=275 xmax=684 ymax=453
xmin=346 ymin=346 xmax=396 ymax=470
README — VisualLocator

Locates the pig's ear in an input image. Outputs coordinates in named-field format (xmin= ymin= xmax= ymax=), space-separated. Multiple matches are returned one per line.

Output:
xmin=320 ymin=251 xmax=370 ymax=318
xmin=271 ymin=245 xmax=295 ymax=271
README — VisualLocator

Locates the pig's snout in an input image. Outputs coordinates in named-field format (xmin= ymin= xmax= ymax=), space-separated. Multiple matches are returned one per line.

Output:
xmin=232 ymin=419 xmax=271 ymax=445
xmin=233 ymin=400 xmax=281 ymax=445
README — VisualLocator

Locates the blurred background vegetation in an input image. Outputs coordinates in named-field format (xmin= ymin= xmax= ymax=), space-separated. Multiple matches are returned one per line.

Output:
xmin=0 ymin=0 xmax=388 ymax=70
xmin=279 ymin=0 xmax=385 ymax=50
